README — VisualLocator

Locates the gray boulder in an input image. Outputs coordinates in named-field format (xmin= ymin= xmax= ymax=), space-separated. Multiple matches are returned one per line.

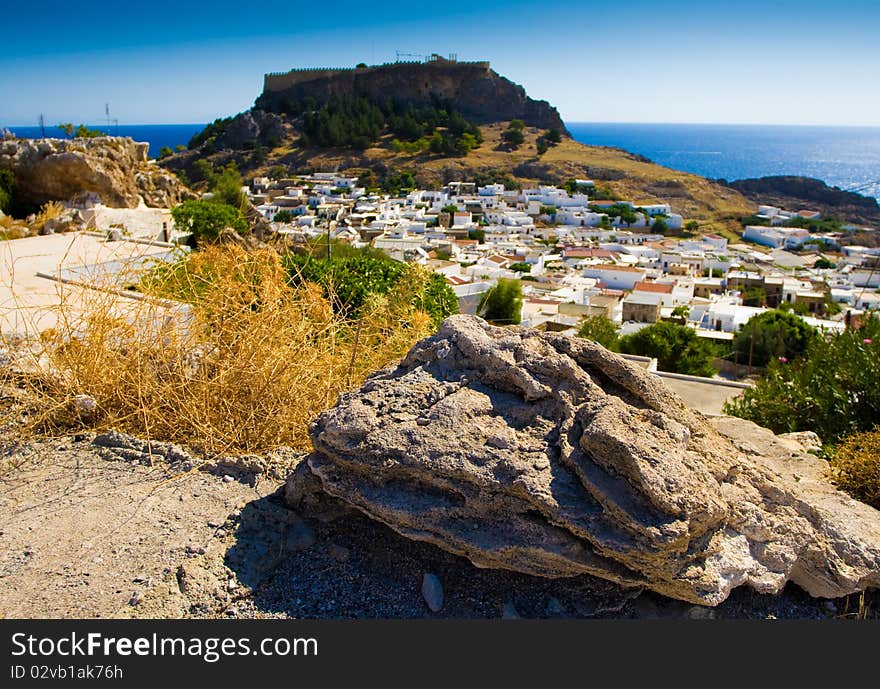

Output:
xmin=289 ymin=315 xmax=880 ymax=605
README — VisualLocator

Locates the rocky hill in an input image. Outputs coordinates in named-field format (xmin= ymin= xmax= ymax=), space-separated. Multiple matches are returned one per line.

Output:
xmin=726 ymin=175 xmax=880 ymax=228
xmin=0 ymin=136 xmax=193 ymax=213
xmin=256 ymin=58 xmax=567 ymax=132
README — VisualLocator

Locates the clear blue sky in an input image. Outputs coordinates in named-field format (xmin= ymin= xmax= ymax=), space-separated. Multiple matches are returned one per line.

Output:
xmin=2 ymin=0 xmax=879 ymax=127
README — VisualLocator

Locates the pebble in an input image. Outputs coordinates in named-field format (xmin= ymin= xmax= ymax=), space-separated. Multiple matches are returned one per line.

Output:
xmin=128 ymin=591 xmax=141 ymax=606
xmin=284 ymin=520 xmax=316 ymax=552
xmin=545 ymin=597 xmax=566 ymax=617
xmin=421 ymin=572 xmax=444 ymax=613
xmin=501 ymin=601 xmax=521 ymax=619
xmin=222 ymin=475 xmax=234 ymax=483
xmin=687 ymin=605 xmax=717 ymax=620
xmin=328 ymin=544 xmax=350 ymax=563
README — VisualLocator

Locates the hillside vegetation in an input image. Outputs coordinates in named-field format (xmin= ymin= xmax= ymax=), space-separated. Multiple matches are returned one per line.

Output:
xmin=164 ymin=120 xmax=754 ymax=233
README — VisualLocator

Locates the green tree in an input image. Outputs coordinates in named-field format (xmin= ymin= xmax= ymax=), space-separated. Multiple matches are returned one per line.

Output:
xmin=725 ymin=315 xmax=880 ymax=443
xmin=479 ymin=278 xmax=523 ymax=325
xmin=741 ymin=287 xmax=767 ymax=307
xmin=651 ymin=217 xmax=669 ymax=234
xmin=159 ymin=146 xmax=174 ymax=159
xmin=57 ymin=123 xmax=74 ymax=138
xmin=576 ymin=315 xmax=619 ymax=351
xmin=730 ymin=310 xmax=817 ymax=368
xmin=273 ymin=210 xmax=296 ymax=223
xmin=671 ymin=305 xmax=690 ymax=319
xmin=171 ymin=200 xmax=248 ymax=245
xmin=468 ymin=228 xmax=486 ymax=243
xmin=74 ymin=124 xmax=104 ymax=138
xmin=814 ymin=257 xmax=836 ymax=269
xmin=619 ymin=322 xmax=716 ymax=376
xmin=685 ymin=220 xmax=700 ymax=234
xmin=208 ymin=162 xmax=245 ymax=208
xmin=508 ymin=262 xmax=532 ymax=273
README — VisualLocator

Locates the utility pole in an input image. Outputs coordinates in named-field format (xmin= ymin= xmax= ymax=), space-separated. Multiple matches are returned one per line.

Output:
xmin=105 ymin=103 xmax=111 ymax=131
xmin=38 ymin=114 xmax=46 ymax=138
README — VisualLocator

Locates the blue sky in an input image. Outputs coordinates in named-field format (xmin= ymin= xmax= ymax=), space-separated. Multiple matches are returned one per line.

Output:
xmin=2 ymin=0 xmax=879 ymax=126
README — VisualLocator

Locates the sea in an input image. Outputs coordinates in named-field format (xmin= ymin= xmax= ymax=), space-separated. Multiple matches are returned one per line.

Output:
xmin=5 ymin=121 xmax=880 ymax=201
xmin=567 ymin=123 xmax=880 ymax=201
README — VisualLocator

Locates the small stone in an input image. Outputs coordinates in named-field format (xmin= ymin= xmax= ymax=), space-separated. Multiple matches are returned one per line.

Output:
xmin=687 ymin=605 xmax=717 ymax=620
xmin=328 ymin=544 xmax=350 ymax=563
xmin=421 ymin=572 xmax=444 ymax=613
xmin=501 ymin=601 xmax=521 ymax=619
xmin=222 ymin=475 xmax=234 ymax=483
xmin=128 ymin=591 xmax=141 ymax=606
xmin=545 ymin=597 xmax=566 ymax=617
xmin=283 ymin=520 xmax=316 ymax=552
xmin=207 ymin=521 xmax=221 ymax=528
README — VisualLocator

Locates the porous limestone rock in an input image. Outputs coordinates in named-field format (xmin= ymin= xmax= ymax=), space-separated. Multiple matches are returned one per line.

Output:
xmin=290 ymin=315 xmax=880 ymax=605
xmin=0 ymin=136 xmax=193 ymax=209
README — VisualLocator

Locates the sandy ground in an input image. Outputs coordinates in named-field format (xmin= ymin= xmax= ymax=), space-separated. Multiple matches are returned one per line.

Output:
xmin=0 ymin=431 xmax=277 ymax=618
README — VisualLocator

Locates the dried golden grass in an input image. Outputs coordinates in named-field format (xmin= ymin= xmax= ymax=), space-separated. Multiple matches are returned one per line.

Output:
xmin=32 ymin=201 xmax=65 ymax=232
xmin=829 ymin=427 xmax=880 ymax=509
xmin=14 ymin=244 xmax=435 ymax=455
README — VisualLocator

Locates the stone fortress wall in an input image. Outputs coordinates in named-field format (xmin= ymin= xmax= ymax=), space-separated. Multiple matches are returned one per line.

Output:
xmin=263 ymin=57 xmax=492 ymax=94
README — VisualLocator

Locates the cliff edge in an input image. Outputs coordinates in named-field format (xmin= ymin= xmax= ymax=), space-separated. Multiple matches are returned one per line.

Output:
xmin=255 ymin=58 xmax=567 ymax=133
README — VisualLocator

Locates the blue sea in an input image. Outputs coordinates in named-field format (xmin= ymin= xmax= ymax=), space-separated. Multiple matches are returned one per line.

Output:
xmin=5 ymin=122 xmax=880 ymax=201
xmin=567 ymin=123 xmax=880 ymax=201
xmin=4 ymin=124 xmax=206 ymax=160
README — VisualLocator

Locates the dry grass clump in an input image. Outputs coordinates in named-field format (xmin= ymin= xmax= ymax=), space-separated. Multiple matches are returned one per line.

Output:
xmin=18 ymin=244 xmax=435 ymax=454
xmin=829 ymin=427 xmax=880 ymax=509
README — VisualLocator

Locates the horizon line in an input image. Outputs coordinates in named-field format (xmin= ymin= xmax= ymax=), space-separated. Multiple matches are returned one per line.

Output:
xmin=4 ymin=120 xmax=880 ymax=129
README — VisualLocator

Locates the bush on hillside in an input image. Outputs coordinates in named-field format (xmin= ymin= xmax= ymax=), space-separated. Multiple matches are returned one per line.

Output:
xmin=26 ymin=245 xmax=438 ymax=453
xmin=725 ymin=315 xmax=880 ymax=443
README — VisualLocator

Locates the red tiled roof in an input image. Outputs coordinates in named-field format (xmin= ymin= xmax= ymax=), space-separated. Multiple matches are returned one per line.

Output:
xmin=585 ymin=263 xmax=645 ymax=273
xmin=562 ymin=247 xmax=616 ymax=258
xmin=634 ymin=281 xmax=673 ymax=294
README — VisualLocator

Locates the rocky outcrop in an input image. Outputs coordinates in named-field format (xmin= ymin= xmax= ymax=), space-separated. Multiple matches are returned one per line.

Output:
xmin=726 ymin=175 xmax=880 ymax=227
xmin=289 ymin=315 xmax=880 ymax=605
xmin=0 ymin=136 xmax=193 ymax=210
xmin=256 ymin=61 xmax=567 ymax=133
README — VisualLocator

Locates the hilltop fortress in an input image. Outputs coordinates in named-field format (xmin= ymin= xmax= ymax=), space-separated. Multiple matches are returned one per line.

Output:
xmin=256 ymin=54 xmax=567 ymax=133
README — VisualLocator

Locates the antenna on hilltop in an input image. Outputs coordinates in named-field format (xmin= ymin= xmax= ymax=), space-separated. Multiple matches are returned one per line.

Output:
xmin=38 ymin=114 xmax=45 ymax=138
xmin=105 ymin=103 xmax=111 ymax=132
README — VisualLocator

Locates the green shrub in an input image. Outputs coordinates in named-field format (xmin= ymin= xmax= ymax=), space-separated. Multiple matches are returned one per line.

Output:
xmin=284 ymin=251 xmax=457 ymax=327
xmin=619 ymin=321 xmax=716 ymax=376
xmin=725 ymin=315 xmax=880 ymax=443
xmin=171 ymin=200 xmax=248 ymax=244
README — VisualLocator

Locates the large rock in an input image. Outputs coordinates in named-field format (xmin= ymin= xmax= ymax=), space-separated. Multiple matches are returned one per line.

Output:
xmin=0 ymin=136 xmax=193 ymax=209
xmin=290 ymin=315 xmax=880 ymax=605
